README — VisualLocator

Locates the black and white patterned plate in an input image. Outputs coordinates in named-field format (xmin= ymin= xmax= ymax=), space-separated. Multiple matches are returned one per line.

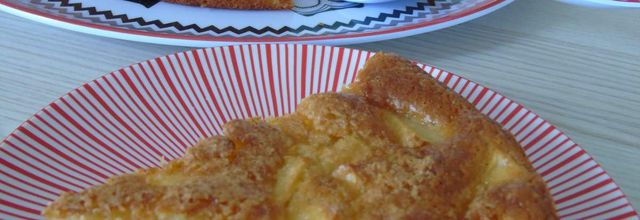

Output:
xmin=0 ymin=0 xmax=512 ymax=46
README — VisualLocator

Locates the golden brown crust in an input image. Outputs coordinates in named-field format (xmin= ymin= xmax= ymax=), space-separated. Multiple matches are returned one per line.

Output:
xmin=345 ymin=52 xmax=556 ymax=219
xmin=44 ymin=52 xmax=557 ymax=220
xmin=163 ymin=0 xmax=293 ymax=10
xmin=43 ymin=121 xmax=288 ymax=219
xmin=346 ymin=52 xmax=535 ymax=165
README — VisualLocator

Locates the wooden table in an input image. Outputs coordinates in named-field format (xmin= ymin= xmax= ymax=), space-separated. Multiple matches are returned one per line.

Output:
xmin=1 ymin=0 xmax=638 ymax=208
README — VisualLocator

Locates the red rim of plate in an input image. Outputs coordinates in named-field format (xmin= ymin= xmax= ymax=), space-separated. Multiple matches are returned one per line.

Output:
xmin=0 ymin=0 xmax=511 ymax=45
xmin=0 ymin=44 xmax=637 ymax=219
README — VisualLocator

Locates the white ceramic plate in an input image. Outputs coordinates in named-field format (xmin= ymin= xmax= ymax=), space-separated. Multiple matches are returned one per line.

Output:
xmin=558 ymin=0 xmax=640 ymax=7
xmin=0 ymin=44 xmax=638 ymax=219
xmin=0 ymin=0 xmax=513 ymax=46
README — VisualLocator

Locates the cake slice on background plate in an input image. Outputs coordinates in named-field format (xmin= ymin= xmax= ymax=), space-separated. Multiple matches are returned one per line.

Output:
xmin=164 ymin=0 xmax=294 ymax=9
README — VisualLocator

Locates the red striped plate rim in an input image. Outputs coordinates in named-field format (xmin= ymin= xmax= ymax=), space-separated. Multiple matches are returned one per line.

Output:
xmin=0 ymin=44 xmax=637 ymax=220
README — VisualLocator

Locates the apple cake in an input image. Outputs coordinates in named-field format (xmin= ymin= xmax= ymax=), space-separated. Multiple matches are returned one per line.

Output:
xmin=43 ymin=52 xmax=557 ymax=219
xmin=164 ymin=0 xmax=293 ymax=9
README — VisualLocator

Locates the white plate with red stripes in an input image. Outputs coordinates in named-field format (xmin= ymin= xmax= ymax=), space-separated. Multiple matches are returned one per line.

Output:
xmin=0 ymin=44 xmax=637 ymax=220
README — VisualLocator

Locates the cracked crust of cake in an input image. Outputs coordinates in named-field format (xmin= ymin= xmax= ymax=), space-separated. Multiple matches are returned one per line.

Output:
xmin=43 ymin=52 xmax=557 ymax=220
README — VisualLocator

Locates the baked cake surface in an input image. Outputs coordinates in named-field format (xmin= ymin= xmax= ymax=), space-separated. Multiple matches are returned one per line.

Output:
xmin=43 ymin=53 xmax=557 ymax=219
xmin=164 ymin=0 xmax=293 ymax=9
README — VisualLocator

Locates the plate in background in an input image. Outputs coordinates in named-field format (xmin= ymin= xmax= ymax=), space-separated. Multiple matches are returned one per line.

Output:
xmin=558 ymin=0 xmax=640 ymax=7
xmin=0 ymin=0 xmax=513 ymax=46
xmin=0 ymin=44 xmax=637 ymax=219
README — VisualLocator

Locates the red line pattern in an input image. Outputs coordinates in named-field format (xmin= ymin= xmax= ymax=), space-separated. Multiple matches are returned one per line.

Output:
xmin=0 ymin=45 xmax=636 ymax=219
